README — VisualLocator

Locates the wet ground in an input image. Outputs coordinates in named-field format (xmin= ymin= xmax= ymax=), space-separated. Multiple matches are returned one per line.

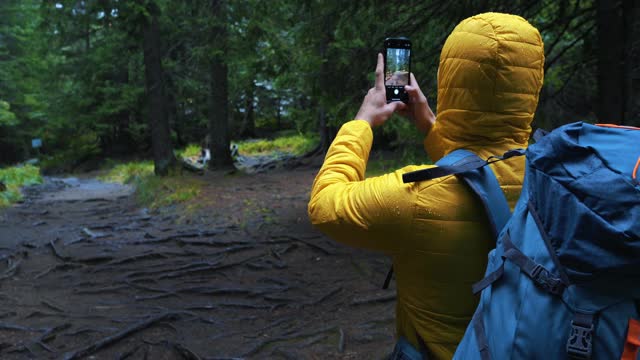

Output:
xmin=0 ymin=168 xmax=396 ymax=359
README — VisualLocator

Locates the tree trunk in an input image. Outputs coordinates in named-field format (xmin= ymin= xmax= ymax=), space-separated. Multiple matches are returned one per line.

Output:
xmin=209 ymin=0 xmax=233 ymax=169
xmin=596 ymin=0 xmax=625 ymax=124
xmin=142 ymin=1 xmax=177 ymax=176
xmin=318 ymin=107 xmax=331 ymax=151
xmin=166 ymin=75 xmax=182 ymax=147
xmin=317 ymin=20 xmax=334 ymax=153
xmin=624 ymin=0 xmax=640 ymax=126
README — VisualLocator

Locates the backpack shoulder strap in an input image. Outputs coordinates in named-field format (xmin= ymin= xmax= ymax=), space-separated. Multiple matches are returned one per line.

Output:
xmin=404 ymin=149 xmax=520 ymax=237
xmin=383 ymin=148 xmax=522 ymax=290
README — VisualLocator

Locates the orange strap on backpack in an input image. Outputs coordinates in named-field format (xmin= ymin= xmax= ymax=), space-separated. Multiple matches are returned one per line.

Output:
xmin=621 ymin=318 xmax=640 ymax=360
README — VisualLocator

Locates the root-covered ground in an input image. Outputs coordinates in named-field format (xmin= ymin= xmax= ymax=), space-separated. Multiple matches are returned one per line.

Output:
xmin=0 ymin=168 xmax=396 ymax=359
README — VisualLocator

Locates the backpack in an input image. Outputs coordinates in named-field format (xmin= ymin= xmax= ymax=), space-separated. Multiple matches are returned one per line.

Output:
xmin=402 ymin=122 xmax=640 ymax=360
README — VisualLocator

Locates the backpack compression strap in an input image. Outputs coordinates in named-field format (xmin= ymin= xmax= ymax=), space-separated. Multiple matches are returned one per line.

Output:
xmin=403 ymin=148 xmax=525 ymax=236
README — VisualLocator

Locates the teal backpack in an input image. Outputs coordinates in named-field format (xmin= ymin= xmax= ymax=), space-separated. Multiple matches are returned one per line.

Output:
xmin=402 ymin=122 xmax=640 ymax=359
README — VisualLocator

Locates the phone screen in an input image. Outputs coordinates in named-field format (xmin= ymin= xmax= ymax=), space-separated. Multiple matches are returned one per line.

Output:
xmin=384 ymin=37 xmax=411 ymax=103
xmin=385 ymin=47 xmax=411 ymax=86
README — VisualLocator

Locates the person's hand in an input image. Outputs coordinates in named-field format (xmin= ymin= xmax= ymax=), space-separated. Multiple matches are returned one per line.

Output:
xmin=355 ymin=53 xmax=407 ymax=128
xmin=398 ymin=73 xmax=435 ymax=135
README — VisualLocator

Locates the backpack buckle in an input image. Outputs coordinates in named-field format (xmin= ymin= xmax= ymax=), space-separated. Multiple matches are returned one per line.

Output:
xmin=531 ymin=264 xmax=565 ymax=295
xmin=567 ymin=320 xmax=594 ymax=359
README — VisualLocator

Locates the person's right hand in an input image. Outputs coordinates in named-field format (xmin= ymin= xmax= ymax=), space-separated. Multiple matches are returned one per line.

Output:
xmin=355 ymin=53 xmax=407 ymax=128
xmin=399 ymin=73 xmax=435 ymax=135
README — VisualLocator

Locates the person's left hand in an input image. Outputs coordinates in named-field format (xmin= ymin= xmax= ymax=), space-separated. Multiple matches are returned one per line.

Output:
xmin=355 ymin=53 xmax=407 ymax=128
xmin=398 ymin=73 xmax=435 ymax=135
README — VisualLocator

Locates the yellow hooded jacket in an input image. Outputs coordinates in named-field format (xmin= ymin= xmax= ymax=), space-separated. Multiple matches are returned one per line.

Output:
xmin=308 ymin=13 xmax=544 ymax=359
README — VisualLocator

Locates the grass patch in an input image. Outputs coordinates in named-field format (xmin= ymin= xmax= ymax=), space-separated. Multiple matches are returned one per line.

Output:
xmin=236 ymin=134 xmax=318 ymax=156
xmin=0 ymin=164 xmax=43 ymax=207
xmin=100 ymin=161 xmax=154 ymax=184
xmin=99 ymin=161 xmax=202 ymax=210
xmin=176 ymin=144 xmax=202 ymax=159
xmin=134 ymin=175 xmax=203 ymax=210
xmin=176 ymin=134 xmax=319 ymax=160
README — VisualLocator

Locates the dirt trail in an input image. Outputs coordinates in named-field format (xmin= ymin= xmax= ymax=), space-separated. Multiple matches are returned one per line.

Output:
xmin=0 ymin=169 xmax=396 ymax=359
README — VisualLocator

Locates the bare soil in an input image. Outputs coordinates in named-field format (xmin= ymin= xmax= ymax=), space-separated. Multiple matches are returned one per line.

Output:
xmin=0 ymin=167 xmax=396 ymax=359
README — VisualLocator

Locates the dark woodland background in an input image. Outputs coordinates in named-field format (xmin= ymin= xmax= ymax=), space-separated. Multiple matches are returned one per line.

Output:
xmin=1 ymin=0 xmax=639 ymax=174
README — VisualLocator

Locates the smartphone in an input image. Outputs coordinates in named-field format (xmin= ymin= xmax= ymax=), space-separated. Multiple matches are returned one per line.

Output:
xmin=384 ymin=37 xmax=411 ymax=103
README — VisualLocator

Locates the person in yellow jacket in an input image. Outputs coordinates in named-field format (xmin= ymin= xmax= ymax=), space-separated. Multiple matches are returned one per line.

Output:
xmin=308 ymin=12 xmax=545 ymax=360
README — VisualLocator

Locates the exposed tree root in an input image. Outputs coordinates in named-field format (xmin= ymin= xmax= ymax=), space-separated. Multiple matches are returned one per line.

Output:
xmin=304 ymin=286 xmax=342 ymax=307
xmin=241 ymin=325 xmax=338 ymax=357
xmin=62 ymin=311 xmax=181 ymax=360
xmin=350 ymin=293 xmax=396 ymax=306
xmin=128 ymin=230 xmax=226 ymax=245
xmin=272 ymin=235 xmax=335 ymax=255
xmin=0 ymin=256 xmax=22 ymax=280
xmin=34 ymin=263 xmax=84 ymax=279
xmin=48 ymin=238 xmax=112 ymax=264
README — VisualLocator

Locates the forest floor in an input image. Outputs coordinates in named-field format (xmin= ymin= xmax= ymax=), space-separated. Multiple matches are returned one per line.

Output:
xmin=0 ymin=166 xmax=396 ymax=359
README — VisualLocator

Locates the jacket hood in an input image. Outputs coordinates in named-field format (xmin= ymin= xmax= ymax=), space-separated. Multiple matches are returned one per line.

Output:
xmin=425 ymin=12 xmax=545 ymax=161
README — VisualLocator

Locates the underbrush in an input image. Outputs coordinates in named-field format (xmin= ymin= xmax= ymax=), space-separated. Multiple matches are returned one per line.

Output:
xmin=100 ymin=161 xmax=202 ymax=210
xmin=176 ymin=134 xmax=318 ymax=161
xmin=39 ymin=132 xmax=101 ymax=174
xmin=235 ymin=134 xmax=318 ymax=156
xmin=0 ymin=164 xmax=42 ymax=207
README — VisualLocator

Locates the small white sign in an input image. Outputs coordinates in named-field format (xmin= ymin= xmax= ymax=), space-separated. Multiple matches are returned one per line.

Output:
xmin=32 ymin=138 xmax=42 ymax=148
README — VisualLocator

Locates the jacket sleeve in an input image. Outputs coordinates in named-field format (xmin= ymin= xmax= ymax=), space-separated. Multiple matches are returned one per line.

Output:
xmin=308 ymin=120 xmax=421 ymax=253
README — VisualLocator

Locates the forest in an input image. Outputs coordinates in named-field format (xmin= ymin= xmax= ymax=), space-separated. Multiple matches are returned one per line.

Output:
xmin=0 ymin=1 xmax=639 ymax=358
xmin=0 ymin=0 xmax=638 ymax=174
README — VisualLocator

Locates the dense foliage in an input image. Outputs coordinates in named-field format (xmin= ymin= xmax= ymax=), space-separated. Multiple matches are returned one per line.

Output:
xmin=0 ymin=0 xmax=638 ymax=171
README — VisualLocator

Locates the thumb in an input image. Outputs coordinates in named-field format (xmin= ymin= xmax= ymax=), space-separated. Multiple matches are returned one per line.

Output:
xmin=407 ymin=73 xmax=427 ymax=100
xmin=409 ymin=73 xmax=423 ymax=93
xmin=405 ymin=85 xmax=426 ymax=104
xmin=404 ymin=85 xmax=420 ymax=98
xmin=386 ymin=101 xmax=407 ymax=113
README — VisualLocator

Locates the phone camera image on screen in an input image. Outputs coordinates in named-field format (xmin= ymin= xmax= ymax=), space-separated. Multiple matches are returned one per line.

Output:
xmin=385 ymin=48 xmax=410 ymax=87
xmin=384 ymin=37 xmax=411 ymax=103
